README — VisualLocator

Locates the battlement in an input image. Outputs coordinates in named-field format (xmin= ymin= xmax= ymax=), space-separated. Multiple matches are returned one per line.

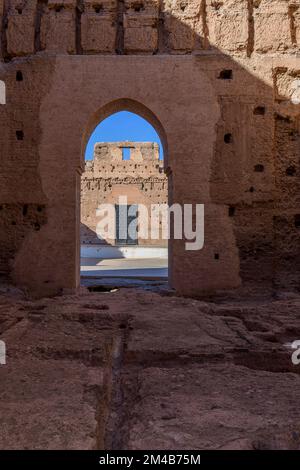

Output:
xmin=84 ymin=141 xmax=164 ymax=178
xmin=94 ymin=141 xmax=160 ymax=161
xmin=1 ymin=0 xmax=299 ymax=58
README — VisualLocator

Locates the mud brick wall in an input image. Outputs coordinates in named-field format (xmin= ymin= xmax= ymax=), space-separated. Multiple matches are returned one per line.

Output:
xmin=81 ymin=142 xmax=168 ymax=246
xmin=0 ymin=0 xmax=299 ymax=297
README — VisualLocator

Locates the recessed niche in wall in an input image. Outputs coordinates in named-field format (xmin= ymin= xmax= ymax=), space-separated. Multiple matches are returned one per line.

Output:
xmin=16 ymin=130 xmax=23 ymax=140
xmin=94 ymin=4 xmax=103 ymax=13
xmin=254 ymin=164 xmax=264 ymax=172
xmin=253 ymin=106 xmax=266 ymax=115
xmin=16 ymin=71 xmax=23 ymax=82
xmin=22 ymin=204 xmax=28 ymax=216
xmin=133 ymin=2 xmax=144 ymax=12
xmin=218 ymin=70 xmax=233 ymax=80
xmin=295 ymin=214 xmax=300 ymax=229
xmin=224 ymin=133 xmax=233 ymax=144
xmin=228 ymin=206 xmax=235 ymax=217
xmin=286 ymin=166 xmax=296 ymax=176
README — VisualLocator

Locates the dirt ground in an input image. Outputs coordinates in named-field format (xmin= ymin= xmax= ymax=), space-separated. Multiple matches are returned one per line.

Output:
xmin=1 ymin=282 xmax=300 ymax=450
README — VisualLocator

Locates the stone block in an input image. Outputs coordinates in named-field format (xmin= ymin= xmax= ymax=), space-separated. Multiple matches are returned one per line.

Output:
xmin=124 ymin=0 xmax=159 ymax=53
xmin=206 ymin=0 xmax=248 ymax=52
xmin=163 ymin=0 xmax=201 ymax=52
xmin=7 ymin=0 xmax=36 ymax=56
xmin=40 ymin=0 xmax=77 ymax=53
xmin=254 ymin=0 xmax=292 ymax=52
xmin=81 ymin=0 xmax=117 ymax=53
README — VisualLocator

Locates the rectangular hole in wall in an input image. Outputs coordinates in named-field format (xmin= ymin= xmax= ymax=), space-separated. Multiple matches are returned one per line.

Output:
xmin=122 ymin=147 xmax=131 ymax=160
xmin=16 ymin=130 xmax=23 ymax=140
xmin=218 ymin=69 xmax=233 ymax=80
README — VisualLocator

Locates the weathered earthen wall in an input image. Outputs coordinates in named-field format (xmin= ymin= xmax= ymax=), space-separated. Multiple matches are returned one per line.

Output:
xmin=81 ymin=141 xmax=168 ymax=246
xmin=0 ymin=0 xmax=299 ymax=297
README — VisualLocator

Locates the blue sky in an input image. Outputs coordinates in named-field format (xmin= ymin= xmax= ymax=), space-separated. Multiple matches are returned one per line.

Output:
xmin=85 ymin=111 xmax=163 ymax=160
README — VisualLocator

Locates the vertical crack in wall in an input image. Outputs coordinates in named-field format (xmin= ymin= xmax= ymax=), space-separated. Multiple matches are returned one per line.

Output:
xmin=157 ymin=0 xmax=165 ymax=53
xmin=247 ymin=0 xmax=254 ymax=57
xmin=200 ymin=0 xmax=209 ymax=50
xmin=76 ymin=0 xmax=83 ymax=54
xmin=288 ymin=5 xmax=298 ymax=46
xmin=1 ymin=0 xmax=10 ymax=62
xmin=34 ymin=0 xmax=47 ymax=53
xmin=116 ymin=0 xmax=124 ymax=54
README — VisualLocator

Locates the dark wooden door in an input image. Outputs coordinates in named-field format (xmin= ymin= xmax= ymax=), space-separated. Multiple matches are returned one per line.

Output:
xmin=115 ymin=204 xmax=138 ymax=245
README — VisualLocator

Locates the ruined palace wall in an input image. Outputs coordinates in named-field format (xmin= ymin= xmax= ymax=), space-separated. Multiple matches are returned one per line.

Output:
xmin=81 ymin=142 xmax=168 ymax=246
xmin=0 ymin=0 xmax=299 ymax=297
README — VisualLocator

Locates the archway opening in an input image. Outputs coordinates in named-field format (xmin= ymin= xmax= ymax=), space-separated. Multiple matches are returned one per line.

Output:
xmin=80 ymin=110 xmax=169 ymax=289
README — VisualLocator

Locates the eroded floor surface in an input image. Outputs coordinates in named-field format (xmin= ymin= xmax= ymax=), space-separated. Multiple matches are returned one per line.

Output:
xmin=1 ymin=283 xmax=300 ymax=450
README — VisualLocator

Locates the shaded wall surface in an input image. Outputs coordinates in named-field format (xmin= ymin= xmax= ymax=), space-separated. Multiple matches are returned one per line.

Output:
xmin=0 ymin=0 xmax=299 ymax=297
xmin=81 ymin=141 xmax=168 ymax=246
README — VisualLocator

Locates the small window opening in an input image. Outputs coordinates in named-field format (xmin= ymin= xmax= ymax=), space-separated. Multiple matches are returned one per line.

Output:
xmin=214 ymin=253 xmax=220 ymax=260
xmin=254 ymin=164 xmax=264 ymax=172
xmin=254 ymin=106 xmax=265 ymax=115
xmin=94 ymin=4 xmax=103 ymax=13
xmin=286 ymin=166 xmax=296 ymax=176
xmin=294 ymin=214 xmax=300 ymax=228
xmin=16 ymin=130 xmax=23 ymax=140
xmin=224 ymin=133 xmax=233 ymax=144
xmin=218 ymin=70 xmax=233 ymax=80
xmin=228 ymin=206 xmax=235 ymax=217
xmin=133 ymin=2 xmax=143 ymax=12
xmin=122 ymin=147 xmax=131 ymax=160
xmin=22 ymin=204 xmax=28 ymax=216
xmin=16 ymin=71 xmax=23 ymax=82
